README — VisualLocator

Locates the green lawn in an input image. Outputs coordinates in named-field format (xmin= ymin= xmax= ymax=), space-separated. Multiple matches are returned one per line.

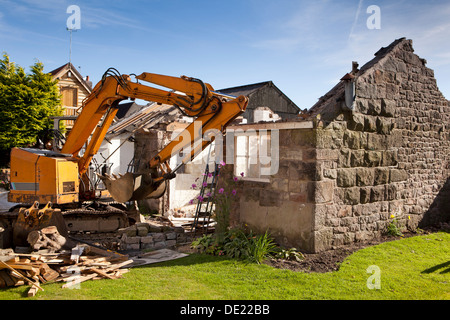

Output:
xmin=0 ymin=232 xmax=449 ymax=300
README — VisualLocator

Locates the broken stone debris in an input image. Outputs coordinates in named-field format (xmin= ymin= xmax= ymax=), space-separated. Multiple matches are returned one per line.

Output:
xmin=117 ymin=222 xmax=190 ymax=251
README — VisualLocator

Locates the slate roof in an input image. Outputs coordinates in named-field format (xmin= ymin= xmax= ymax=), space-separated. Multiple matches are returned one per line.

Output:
xmin=218 ymin=81 xmax=300 ymax=115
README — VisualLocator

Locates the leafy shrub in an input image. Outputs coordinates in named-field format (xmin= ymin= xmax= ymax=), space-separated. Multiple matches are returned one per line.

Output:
xmin=245 ymin=230 xmax=277 ymax=264
xmin=273 ymin=247 xmax=305 ymax=262
xmin=386 ymin=215 xmax=403 ymax=237
xmin=191 ymin=228 xmax=278 ymax=264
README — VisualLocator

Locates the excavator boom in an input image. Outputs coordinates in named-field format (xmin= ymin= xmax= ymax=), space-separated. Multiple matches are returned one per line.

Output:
xmin=65 ymin=69 xmax=248 ymax=202
xmin=8 ymin=68 xmax=247 ymax=205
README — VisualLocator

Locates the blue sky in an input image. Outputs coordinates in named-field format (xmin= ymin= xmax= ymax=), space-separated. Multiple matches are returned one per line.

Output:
xmin=1 ymin=0 xmax=450 ymax=109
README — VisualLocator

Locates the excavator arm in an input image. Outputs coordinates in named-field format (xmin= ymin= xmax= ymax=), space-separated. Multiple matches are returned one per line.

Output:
xmin=62 ymin=68 xmax=248 ymax=202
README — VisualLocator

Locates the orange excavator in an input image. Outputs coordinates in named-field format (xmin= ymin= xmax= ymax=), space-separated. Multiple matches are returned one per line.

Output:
xmin=5 ymin=68 xmax=248 ymax=245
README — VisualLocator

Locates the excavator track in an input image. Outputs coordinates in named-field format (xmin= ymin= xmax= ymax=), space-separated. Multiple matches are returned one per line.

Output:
xmin=62 ymin=206 xmax=130 ymax=234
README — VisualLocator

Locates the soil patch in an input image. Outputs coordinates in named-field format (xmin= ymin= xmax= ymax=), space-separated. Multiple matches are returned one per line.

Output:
xmin=264 ymin=225 xmax=449 ymax=273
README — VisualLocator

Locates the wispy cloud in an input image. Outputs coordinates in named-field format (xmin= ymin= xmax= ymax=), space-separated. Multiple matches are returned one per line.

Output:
xmin=251 ymin=1 xmax=355 ymax=53
xmin=348 ymin=0 xmax=364 ymax=41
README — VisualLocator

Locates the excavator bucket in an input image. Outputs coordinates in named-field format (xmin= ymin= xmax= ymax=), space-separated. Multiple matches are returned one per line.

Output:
xmin=12 ymin=202 xmax=68 ymax=247
xmin=99 ymin=172 xmax=167 ymax=203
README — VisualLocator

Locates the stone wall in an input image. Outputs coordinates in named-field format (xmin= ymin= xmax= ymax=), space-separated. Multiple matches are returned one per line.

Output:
xmin=311 ymin=39 xmax=450 ymax=252
xmin=134 ymin=129 xmax=171 ymax=214
xmin=221 ymin=127 xmax=318 ymax=252
xmin=228 ymin=39 xmax=450 ymax=253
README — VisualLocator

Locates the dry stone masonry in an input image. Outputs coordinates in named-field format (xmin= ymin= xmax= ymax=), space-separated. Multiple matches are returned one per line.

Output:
xmin=118 ymin=222 xmax=191 ymax=251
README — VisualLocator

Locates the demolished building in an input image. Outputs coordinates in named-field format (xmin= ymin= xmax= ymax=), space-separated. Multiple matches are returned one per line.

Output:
xmin=220 ymin=38 xmax=450 ymax=253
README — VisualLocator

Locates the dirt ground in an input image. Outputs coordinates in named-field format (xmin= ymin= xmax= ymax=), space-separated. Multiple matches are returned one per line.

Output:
xmin=264 ymin=224 xmax=450 ymax=273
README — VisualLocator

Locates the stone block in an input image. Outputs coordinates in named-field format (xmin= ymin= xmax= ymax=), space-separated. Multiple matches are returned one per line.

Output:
xmin=374 ymin=168 xmax=389 ymax=185
xmin=137 ymin=226 xmax=148 ymax=237
xmin=370 ymin=185 xmax=385 ymax=202
xmin=147 ymin=223 xmax=164 ymax=233
xmin=360 ymin=187 xmax=371 ymax=204
xmin=381 ymin=99 xmax=396 ymax=117
xmin=367 ymin=100 xmax=381 ymax=115
xmin=343 ymin=131 xmax=360 ymax=149
xmin=312 ymin=228 xmax=333 ymax=252
xmin=376 ymin=117 xmax=392 ymax=134
xmin=316 ymin=129 xmax=338 ymax=149
xmin=177 ymin=233 xmax=188 ymax=243
xmin=141 ymin=242 xmax=155 ymax=250
xmin=382 ymin=150 xmax=398 ymax=166
xmin=386 ymin=184 xmax=398 ymax=201
xmin=390 ymin=169 xmax=408 ymax=182
xmin=364 ymin=151 xmax=382 ymax=167
xmin=344 ymin=187 xmax=360 ymax=205
xmin=367 ymin=133 xmax=385 ymax=151
xmin=364 ymin=116 xmax=377 ymax=132
xmin=339 ymin=149 xmax=351 ymax=168
xmin=125 ymin=236 xmax=140 ymax=244
xmin=118 ymin=225 xmax=137 ymax=237
xmin=323 ymin=168 xmax=337 ymax=179
xmin=140 ymin=235 xmax=153 ymax=244
xmin=356 ymin=168 xmax=375 ymax=187
xmin=151 ymin=233 xmax=166 ymax=242
xmin=165 ymin=232 xmax=177 ymax=240
xmin=154 ymin=241 xmax=166 ymax=249
xmin=174 ymin=226 xmax=185 ymax=233
xmin=350 ymin=150 xmax=365 ymax=167
xmin=347 ymin=113 xmax=365 ymax=131
xmin=315 ymin=149 xmax=339 ymax=161
xmin=337 ymin=169 xmax=356 ymax=187
xmin=314 ymin=181 xmax=334 ymax=203
xmin=136 ymin=222 xmax=150 ymax=231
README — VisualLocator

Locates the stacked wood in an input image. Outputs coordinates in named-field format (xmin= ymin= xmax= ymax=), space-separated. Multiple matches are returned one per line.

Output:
xmin=27 ymin=226 xmax=75 ymax=252
xmin=0 ymin=243 xmax=131 ymax=297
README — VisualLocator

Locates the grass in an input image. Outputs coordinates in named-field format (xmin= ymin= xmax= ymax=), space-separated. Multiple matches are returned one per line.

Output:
xmin=0 ymin=232 xmax=449 ymax=300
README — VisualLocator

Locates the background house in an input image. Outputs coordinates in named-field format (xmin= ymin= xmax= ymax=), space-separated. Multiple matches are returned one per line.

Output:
xmin=217 ymin=81 xmax=300 ymax=123
xmin=49 ymin=62 xmax=92 ymax=129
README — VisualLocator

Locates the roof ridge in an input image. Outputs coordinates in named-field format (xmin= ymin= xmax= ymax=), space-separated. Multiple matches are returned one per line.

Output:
xmin=49 ymin=62 xmax=92 ymax=92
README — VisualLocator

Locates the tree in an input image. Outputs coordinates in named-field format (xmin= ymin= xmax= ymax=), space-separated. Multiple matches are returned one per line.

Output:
xmin=0 ymin=53 xmax=63 ymax=167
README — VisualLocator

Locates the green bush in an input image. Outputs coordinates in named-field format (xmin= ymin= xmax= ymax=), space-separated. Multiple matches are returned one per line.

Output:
xmin=274 ymin=247 xmax=305 ymax=262
xmin=192 ymin=228 xmax=278 ymax=264
xmin=386 ymin=215 xmax=403 ymax=237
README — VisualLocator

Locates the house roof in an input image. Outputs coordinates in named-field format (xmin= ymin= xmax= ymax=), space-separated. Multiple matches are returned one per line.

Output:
xmin=106 ymin=103 xmax=182 ymax=139
xmin=217 ymin=81 xmax=272 ymax=97
xmin=49 ymin=62 xmax=92 ymax=93
xmin=217 ymin=81 xmax=300 ymax=112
